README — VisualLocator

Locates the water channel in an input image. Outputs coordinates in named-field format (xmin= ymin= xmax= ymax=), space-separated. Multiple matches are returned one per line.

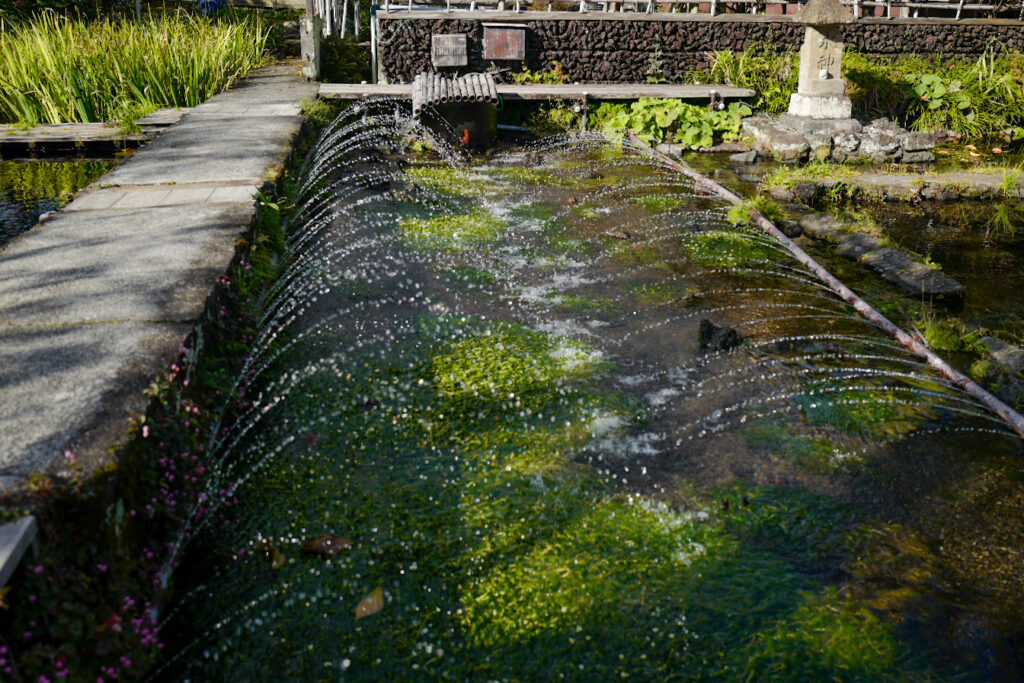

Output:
xmin=0 ymin=159 xmax=111 ymax=251
xmin=156 ymin=103 xmax=1024 ymax=680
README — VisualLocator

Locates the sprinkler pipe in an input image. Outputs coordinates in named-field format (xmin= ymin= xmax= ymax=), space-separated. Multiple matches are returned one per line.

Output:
xmin=627 ymin=132 xmax=1024 ymax=440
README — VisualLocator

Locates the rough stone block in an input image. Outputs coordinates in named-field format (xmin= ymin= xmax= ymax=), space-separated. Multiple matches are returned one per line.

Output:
xmin=0 ymin=516 xmax=37 ymax=587
xmin=787 ymin=93 xmax=852 ymax=120
xmin=860 ymin=132 xmax=900 ymax=162
xmin=864 ymin=118 xmax=903 ymax=136
xmin=835 ymin=232 xmax=884 ymax=259
xmin=797 ymin=212 xmax=846 ymax=241
xmin=729 ymin=150 xmax=758 ymax=164
xmin=900 ymin=131 xmax=939 ymax=152
xmin=920 ymin=184 xmax=961 ymax=201
xmin=860 ymin=248 xmax=965 ymax=300
xmin=980 ymin=337 xmax=1024 ymax=374
xmin=900 ymin=150 xmax=935 ymax=164
xmin=805 ymin=132 xmax=833 ymax=161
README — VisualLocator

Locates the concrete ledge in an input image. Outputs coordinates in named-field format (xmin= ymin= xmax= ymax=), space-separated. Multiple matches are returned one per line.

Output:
xmin=0 ymin=516 xmax=37 ymax=587
xmin=0 ymin=63 xmax=317 ymax=485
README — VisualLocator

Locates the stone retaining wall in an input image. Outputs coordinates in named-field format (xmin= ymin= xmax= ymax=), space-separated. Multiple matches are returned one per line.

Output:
xmin=377 ymin=12 xmax=1024 ymax=83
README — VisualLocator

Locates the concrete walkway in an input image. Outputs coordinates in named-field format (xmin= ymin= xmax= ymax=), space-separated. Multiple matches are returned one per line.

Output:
xmin=0 ymin=63 xmax=317 ymax=488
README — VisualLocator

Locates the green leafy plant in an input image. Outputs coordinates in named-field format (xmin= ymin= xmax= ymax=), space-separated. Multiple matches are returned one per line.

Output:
xmin=590 ymin=98 xmax=751 ymax=149
xmin=513 ymin=60 xmax=569 ymax=85
xmin=688 ymin=45 xmax=797 ymax=114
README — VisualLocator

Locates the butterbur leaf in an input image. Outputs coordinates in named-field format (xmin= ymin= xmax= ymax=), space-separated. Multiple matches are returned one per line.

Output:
xmin=302 ymin=535 xmax=353 ymax=556
xmin=354 ymin=586 xmax=384 ymax=619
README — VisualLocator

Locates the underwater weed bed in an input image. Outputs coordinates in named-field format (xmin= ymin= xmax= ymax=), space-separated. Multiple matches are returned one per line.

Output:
xmin=147 ymin=106 xmax=1024 ymax=680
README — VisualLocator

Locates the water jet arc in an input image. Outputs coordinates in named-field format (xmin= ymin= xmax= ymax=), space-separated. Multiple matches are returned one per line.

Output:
xmin=628 ymin=132 xmax=1024 ymax=439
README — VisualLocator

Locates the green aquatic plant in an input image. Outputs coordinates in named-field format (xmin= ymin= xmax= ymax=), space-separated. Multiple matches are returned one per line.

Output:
xmin=167 ymin=315 xmax=948 ymax=680
xmin=796 ymin=381 xmax=936 ymax=440
xmin=405 ymin=165 xmax=501 ymax=199
xmin=399 ymin=210 xmax=504 ymax=253
xmin=743 ymin=421 xmax=857 ymax=474
xmin=632 ymin=194 xmax=683 ymax=212
xmin=764 ymin=161 xmax=860 ymax=191
xmin=684 ymin=229 xmax=783 ymax=268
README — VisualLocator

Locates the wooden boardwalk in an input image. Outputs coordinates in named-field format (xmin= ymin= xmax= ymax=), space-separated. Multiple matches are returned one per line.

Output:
xmin=320 ymin=82 xmax=755 ymax=101
xmin=0 ymin=109 xmax=184 ymax=157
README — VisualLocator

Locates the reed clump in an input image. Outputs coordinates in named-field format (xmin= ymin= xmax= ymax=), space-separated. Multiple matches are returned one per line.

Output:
xmin=0 ymin=12 xmax=270 ymax=126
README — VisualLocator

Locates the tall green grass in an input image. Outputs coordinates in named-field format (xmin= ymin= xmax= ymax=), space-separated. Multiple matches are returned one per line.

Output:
xmin=691 ymin=44 xmax=1024 ymax=138
xmin=0 ymin=12 xmax=270 ymax=126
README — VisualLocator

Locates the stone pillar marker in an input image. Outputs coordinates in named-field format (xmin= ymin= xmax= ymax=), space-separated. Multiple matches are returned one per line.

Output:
xmin=788 ymin=0 xmax=855 ymax=120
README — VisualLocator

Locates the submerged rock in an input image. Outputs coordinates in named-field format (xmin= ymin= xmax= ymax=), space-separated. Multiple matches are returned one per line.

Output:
xmin=699 ymin=319 xmax=743 ymax=352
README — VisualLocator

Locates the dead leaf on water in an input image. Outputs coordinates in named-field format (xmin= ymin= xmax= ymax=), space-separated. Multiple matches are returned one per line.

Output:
xmin=965 ymin=144 xmax=979 ymax=151
xmin=255 ymin=538 xmax=287 ymax=570
xmin=969 ymin=151 xmax=982 ymax=158
xmin=271 ymin=547 xmax=287 ymax=570
xmin=302 ymin=535 xmax=353 ymax=556
xmin=354 ymin=586 xmax=384 ymax=619
xmin=992 ymin=147 xmax=1004 ymax=154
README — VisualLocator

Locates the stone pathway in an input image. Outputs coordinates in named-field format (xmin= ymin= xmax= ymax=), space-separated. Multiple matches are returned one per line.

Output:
xmin=0 ymin=63 xmax=317 ymax=489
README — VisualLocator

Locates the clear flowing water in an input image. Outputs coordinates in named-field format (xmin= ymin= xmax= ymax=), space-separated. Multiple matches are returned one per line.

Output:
xmin=158 ymin=104 xmax=1024 ymax=680
xmin=0 ymin=159 xmax=112 ymax=250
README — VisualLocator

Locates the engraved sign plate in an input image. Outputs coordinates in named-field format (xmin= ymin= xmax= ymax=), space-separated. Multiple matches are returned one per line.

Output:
xmin=482 ymin=25 xmax=526 ymax=61
xmin=432 ymin=34 xmax=467 ymax=67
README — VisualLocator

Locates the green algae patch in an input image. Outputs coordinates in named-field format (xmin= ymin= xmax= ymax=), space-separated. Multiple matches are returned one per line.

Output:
xmin=167 ymin=312 xmax=953 ymax=681
xmin=683 ymin=230 xmax=784 ymax=268
xmin=743 ymin=421 xmax=858 ymax=473
xmin=543 ymin=291 xmax=606 ymax=313
xmin=399 ymin=210 xmax=504 ymax=253
xmin=629 ymin=280 xmax=702 ymax=307
xmin=489 ymin=165 xmax=622 ymax=193
xmin=795 ymin=382 xmax=937 ymax=440
xmin=405 ymin=165 xmax=502 ymax=199
xmin=437 ymin=265 xmax=498 ymax=288
xmin=633 ymin=194 xmax=684 ymax=213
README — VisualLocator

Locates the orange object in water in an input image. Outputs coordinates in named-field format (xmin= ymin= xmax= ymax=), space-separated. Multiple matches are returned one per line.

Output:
xmin=460 ymin=128 xmax=471 ymax=146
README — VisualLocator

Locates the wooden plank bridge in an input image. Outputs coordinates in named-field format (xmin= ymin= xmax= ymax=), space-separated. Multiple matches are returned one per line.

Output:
xmin=319 ymin=81 xmax=756 ymax=102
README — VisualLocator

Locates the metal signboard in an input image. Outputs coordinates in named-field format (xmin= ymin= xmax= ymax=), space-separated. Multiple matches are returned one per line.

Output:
xmin=482 ymin=24 xmax=526 ymax=61
xmin=432 ymin=34 xmax=468 ymax=67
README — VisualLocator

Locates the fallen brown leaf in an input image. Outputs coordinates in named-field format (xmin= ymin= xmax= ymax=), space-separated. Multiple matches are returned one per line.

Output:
xmin=355 ymin=586 xmax=384 ymax=619
xmin=992 ymin=147 xmax=1004 ymax=154
xmin=302 ymin=535 xmax=353 ymax=556
xmin=965 ymin=144 xmax=979 ymax=151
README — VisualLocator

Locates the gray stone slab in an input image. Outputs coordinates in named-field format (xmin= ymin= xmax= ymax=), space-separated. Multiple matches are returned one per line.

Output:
xmin=101 ymin=65 xmax=316 ymax=187
xmin=0 ymin=203 xmax=249 ymax=327
xmin=0 ymin=319 xmax=194 ymax=476
xmin=0 ymin=516 xmax=37 ymax=586
xmin=981 ymin=337 xmax=1024 ymax=374
xmin=0 ymin=62 xmax=311 ymax=482
xmin=859 ymin=247 xmax=965 ymax=299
